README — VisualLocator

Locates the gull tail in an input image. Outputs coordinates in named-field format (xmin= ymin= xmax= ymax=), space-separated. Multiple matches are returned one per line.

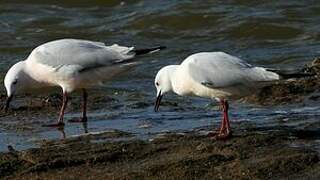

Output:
xmin=131 ymin=46 xmax=166 ymax=55
xmin=266 ymin=68 xmax=314 ymax=79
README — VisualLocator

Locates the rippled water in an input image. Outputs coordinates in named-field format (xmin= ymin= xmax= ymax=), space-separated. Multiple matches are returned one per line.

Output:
xmin=1 ymin=0 xmax=320 ymax=151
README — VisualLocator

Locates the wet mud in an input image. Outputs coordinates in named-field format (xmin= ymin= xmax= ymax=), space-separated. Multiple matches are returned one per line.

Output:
xmin=1 ymin=127 xmax=320 ymax=179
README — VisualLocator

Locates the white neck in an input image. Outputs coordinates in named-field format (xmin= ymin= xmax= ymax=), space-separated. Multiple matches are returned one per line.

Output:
xmin=171 ymin=65 xmax=194 ymax=96
xmin=17 ymin=62 xmax=46 ymax=91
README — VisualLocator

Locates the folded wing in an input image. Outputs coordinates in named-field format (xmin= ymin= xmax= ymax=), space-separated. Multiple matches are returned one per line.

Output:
xmin=184 ymin=52 xmax=279 ymax=89
xmin=27 ymin=39 xmax=135 ymax=71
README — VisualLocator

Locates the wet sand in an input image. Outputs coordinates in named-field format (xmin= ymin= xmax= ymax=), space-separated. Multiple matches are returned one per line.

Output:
xmin=1 ymin=59 xmax=320 ymax=179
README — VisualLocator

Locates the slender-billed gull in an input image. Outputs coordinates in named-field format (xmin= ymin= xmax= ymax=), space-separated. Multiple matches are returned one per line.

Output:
xmin=154 ymin=52 xmax=307 ymax=139
xmin=4 ymin=38 xmax=165 ymax=127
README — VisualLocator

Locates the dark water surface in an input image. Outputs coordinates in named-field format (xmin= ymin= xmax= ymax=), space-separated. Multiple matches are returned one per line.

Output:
xmin=1 ymin=0 xmax=320 ymax=151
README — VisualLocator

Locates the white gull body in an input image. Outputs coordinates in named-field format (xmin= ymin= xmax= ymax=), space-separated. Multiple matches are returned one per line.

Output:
xmin=23 ymin=39 xmax=136 ymax=93
xmin=154 ymin=52 xmax=280 ymax=138
xmin=4 ymin=38 xmax=165 ymax=126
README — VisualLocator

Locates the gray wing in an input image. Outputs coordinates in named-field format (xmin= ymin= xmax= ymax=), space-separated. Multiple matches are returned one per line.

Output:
xmin=27 ymin=39 xmax=135 ymax=71
xmin=184 ymin=52 xmax=279 ymax=88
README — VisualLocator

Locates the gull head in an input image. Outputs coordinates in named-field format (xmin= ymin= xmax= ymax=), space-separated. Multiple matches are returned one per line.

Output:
xmin=154 ymin=65 xmax=178 ymax=112
xmin=4 ymin=61 xmax=27 ymax=111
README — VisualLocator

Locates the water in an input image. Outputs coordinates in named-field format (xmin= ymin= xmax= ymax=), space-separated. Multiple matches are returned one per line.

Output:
xmin=1 ymin=0 xmax=320 ymax=151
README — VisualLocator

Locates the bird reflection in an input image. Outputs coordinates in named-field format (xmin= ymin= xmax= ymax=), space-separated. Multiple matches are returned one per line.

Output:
xmin=82 ymin=121 xmax=89 ymax=134
xmin=57 ymin=126 xmax=66 ymax=139
xmin=56 ymin=121 xmax=88 ymax=139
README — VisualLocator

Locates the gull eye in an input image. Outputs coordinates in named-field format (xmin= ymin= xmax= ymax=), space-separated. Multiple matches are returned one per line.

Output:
xmin=156 ymin=82 xmax=159 ymax=86
xmin=12 ymin=80 xmax=18 ymax=85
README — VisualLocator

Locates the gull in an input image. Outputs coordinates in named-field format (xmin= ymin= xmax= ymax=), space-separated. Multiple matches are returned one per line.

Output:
xmin=154 ymin=52 xmax=308 ymax=139
xmin=4 ymin=38 xmax=165 ymax=127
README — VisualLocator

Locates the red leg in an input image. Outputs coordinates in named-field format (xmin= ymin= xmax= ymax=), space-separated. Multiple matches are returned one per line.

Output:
xmin=208 ymin=101 xmax=226 ymax=137
xmin=43 ymin=92 xmax=68 ymax=127
xmin=219 ymin=101 xmax=227 ymax=133
xmin=209 ymin=99 xmax=232 ymax=139
xmin=218 ymin=100 xmax=232 ymax=139
xmin=69 ymin=89 xmax=88 ymax=123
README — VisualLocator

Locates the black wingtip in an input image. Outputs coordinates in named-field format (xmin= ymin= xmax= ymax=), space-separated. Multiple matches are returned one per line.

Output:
xmin=157 ymin=46 xmax=166 ymax=50
xmin=267 ymin=68 xmax=315 ymax=79
xmin=132 ymin=46 xmax=167 ymax=55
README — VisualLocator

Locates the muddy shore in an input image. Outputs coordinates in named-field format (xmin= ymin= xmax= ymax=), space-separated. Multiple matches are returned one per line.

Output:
xmin=1 ymin=59 xmax=320 ymax=179
xmin=1 ymin=126 xmax=320 ymax=179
